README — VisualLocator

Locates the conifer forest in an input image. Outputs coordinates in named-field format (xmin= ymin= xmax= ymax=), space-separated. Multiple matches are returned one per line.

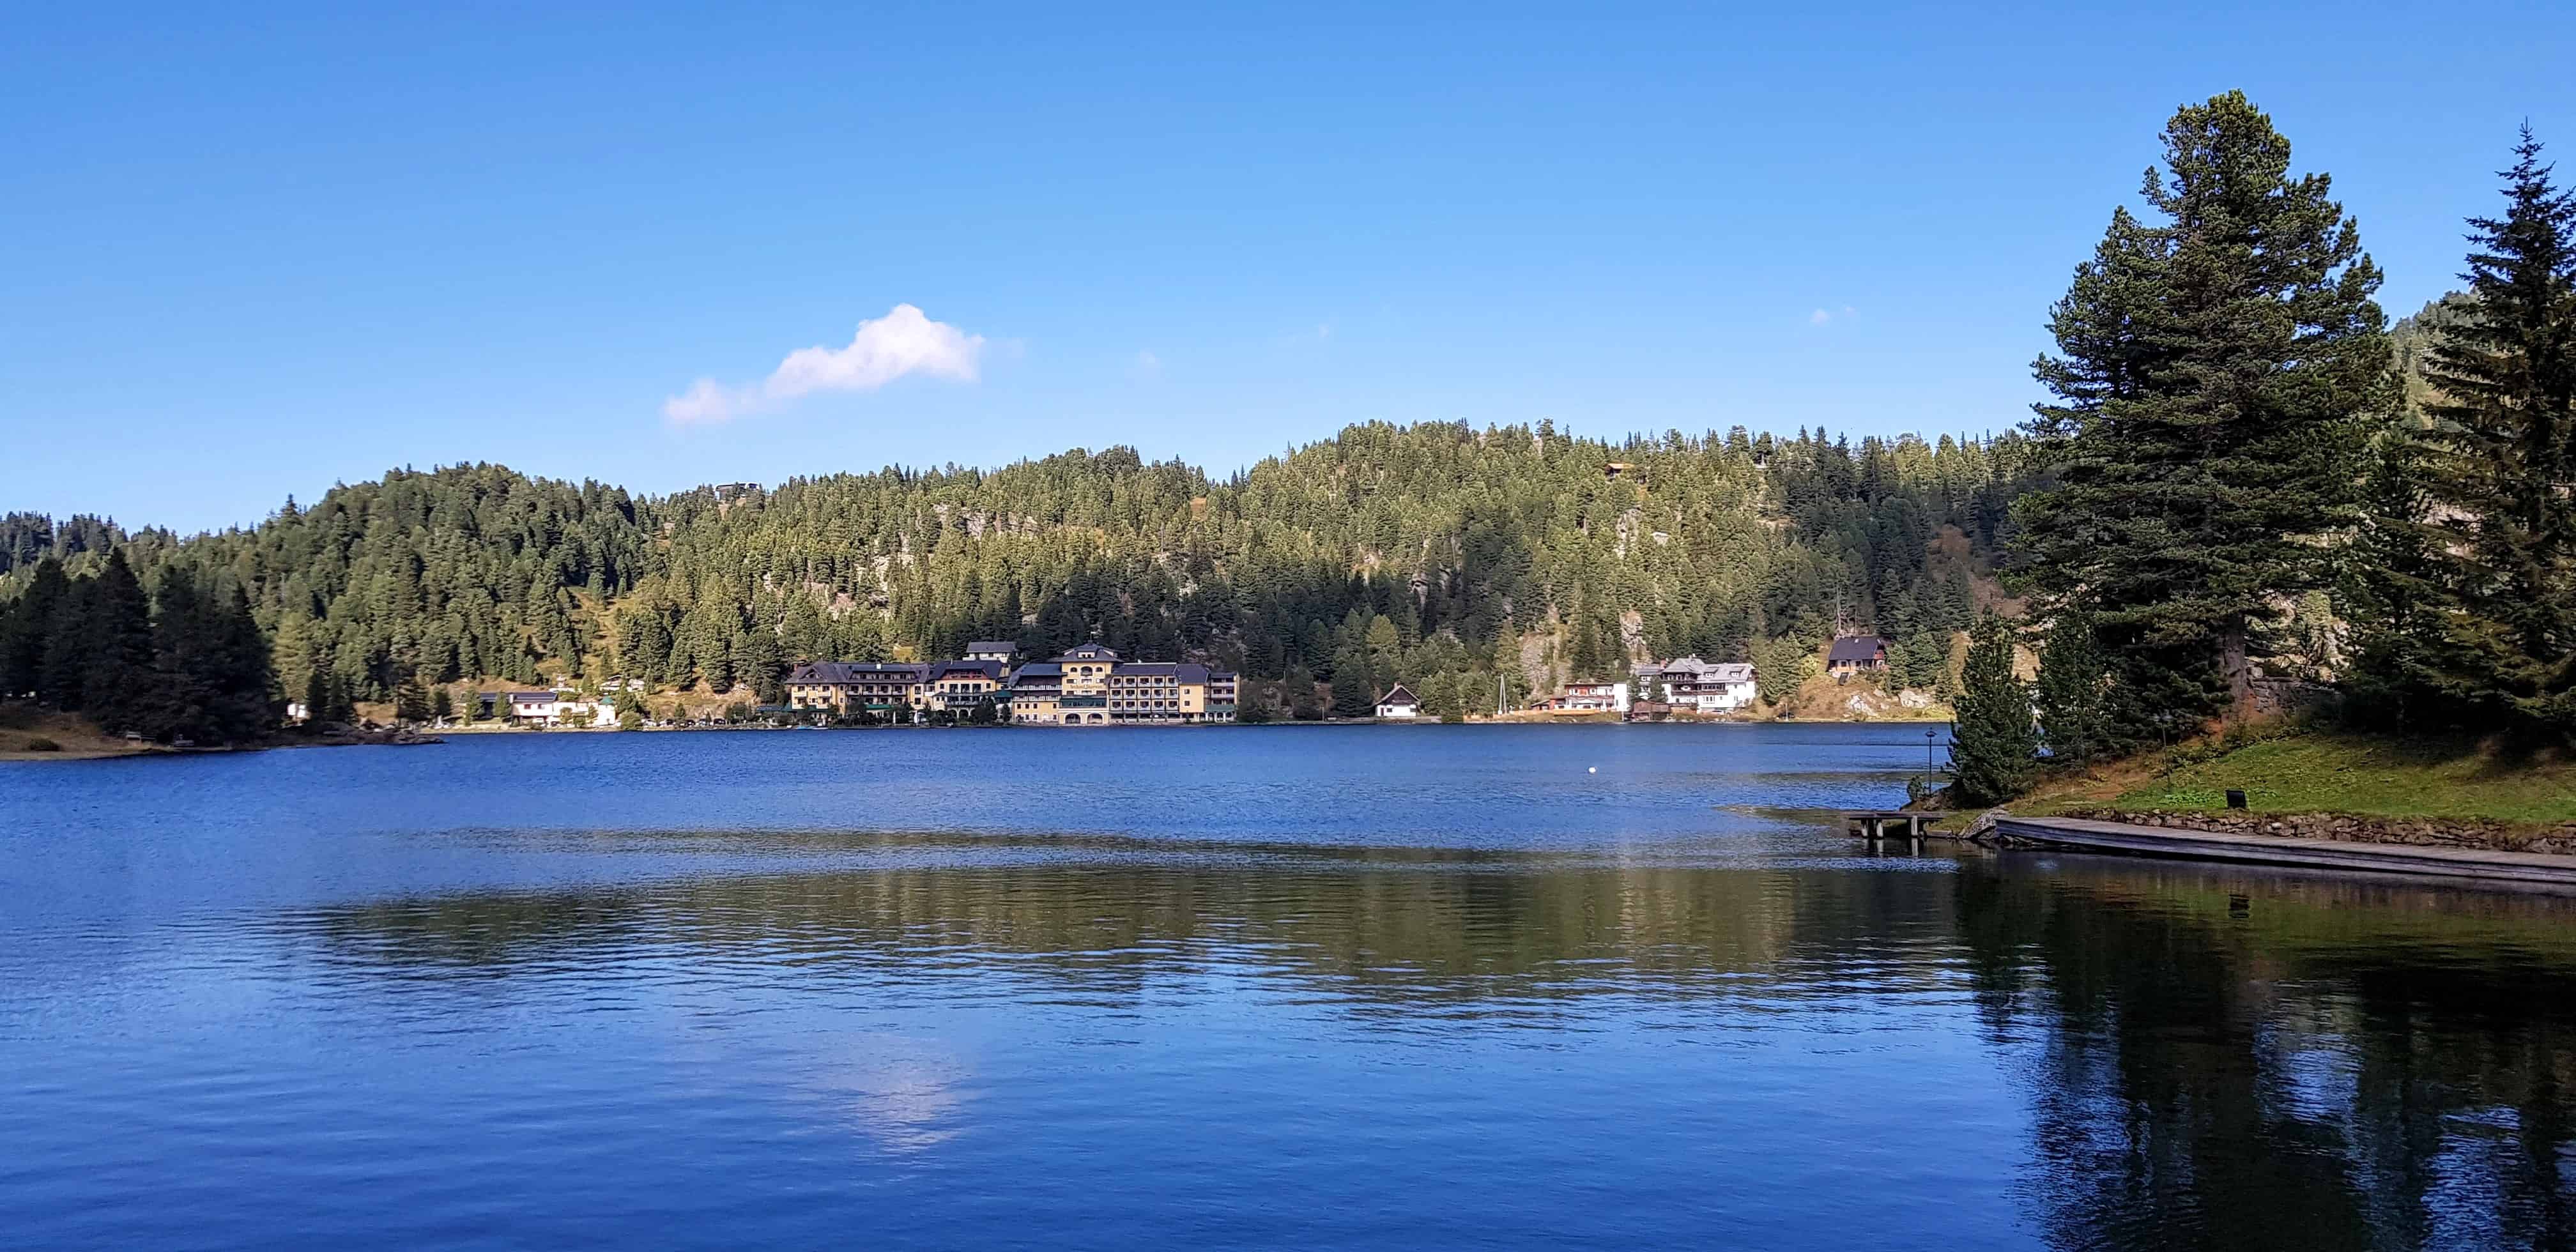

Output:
xmin=6 ymin=92 xmax=2573 ymax=762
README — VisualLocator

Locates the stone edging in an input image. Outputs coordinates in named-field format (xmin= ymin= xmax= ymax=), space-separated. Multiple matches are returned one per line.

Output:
xmin=2060 ymin=807 xmax=2576 ymax=857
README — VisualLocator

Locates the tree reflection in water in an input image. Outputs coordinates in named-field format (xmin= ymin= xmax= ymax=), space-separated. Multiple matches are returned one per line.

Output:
xmin=1958 ymin=858 xmax=2576 ymax=1251
xmin=279 ymin=834 xmax=2576 ymax=1248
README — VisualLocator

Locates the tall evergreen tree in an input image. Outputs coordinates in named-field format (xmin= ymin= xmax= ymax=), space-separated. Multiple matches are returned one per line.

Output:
xmin=2407 ymin=128 xmax=2576 ymax=733
xmin=303 ymin=662 xmax=336 ymax=726
xmin=2033 ymin=604 xmax=2109 ymax=770
xmin=0 ymin=557 xmax=68 ymax=697
xmin=392 ymin=672 xmax=431 ymax=724
xmin=1329 ymin=641 xmax=1376 ymax=719
xmin=2343 ymin=436 xmax=2447 ymax=728
xmin=36 ymin=575 xmax=98 ymax=710
xmin=2018 ymin=91 xmax=2393 ymax=740
xmin=733 ymin=627 xmax=784 ymax=705
xmin=77 ymin=551 xmax=157 ymax=733
xmin=143 ymin=567 xmax=218 ymax=741
xmin=1949 ymin=613 xmax=2036 ymax=805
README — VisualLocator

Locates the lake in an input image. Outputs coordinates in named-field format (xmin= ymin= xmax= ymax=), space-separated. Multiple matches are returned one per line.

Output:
xmin=4 ymin=724 xmax=2573 ymax=1249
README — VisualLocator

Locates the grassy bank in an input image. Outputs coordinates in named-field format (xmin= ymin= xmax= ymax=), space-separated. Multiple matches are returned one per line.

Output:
xmin=2006 ymin=728 xmax=2576 ymax=827
xmin=0 ymin=704 xmax=165 ymax=761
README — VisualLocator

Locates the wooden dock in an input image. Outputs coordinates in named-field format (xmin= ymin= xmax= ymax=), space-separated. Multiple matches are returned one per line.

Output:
xmin=1992 ymin=816 xmax=2576 ymax=887
xmin=1842 ymin=811 xmax=1928 ymax=840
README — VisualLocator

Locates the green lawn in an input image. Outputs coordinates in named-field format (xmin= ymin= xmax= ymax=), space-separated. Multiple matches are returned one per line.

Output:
xmin=2110 ymin=734 xmax=2576 ymax=826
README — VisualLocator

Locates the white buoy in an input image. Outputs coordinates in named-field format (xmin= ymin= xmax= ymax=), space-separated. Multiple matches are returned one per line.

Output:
xmin=1588 ymin=766 xmax=1597 ymax=774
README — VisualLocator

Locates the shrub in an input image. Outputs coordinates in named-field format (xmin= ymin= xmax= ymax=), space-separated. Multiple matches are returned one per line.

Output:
xmin=24 ymin=736 xmax=62 ymax=752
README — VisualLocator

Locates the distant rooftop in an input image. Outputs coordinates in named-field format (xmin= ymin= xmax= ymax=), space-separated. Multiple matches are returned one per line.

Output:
xmin=1828 ymin=636 xmax=1887 ymax=663
xmin=789 ymin=662 xmax=930 ymax=683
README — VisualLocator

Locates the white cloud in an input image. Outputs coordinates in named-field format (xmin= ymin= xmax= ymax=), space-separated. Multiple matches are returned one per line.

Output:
xmin=1135 ymin=349 xmax=1162 ymax=373
xmin=664 ymin=303 xmax=985 ymax=424
xmin=1809 ymin=305 xmax=1857 ymax=326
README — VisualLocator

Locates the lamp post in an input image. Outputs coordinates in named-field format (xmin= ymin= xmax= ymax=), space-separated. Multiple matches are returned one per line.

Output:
xmin=1926 ymin=728 xmax=1939 ymax=781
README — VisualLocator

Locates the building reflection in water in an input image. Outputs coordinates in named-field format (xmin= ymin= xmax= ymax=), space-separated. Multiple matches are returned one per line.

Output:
xmin=277 ymin=833 xmax=2576 ymax=1248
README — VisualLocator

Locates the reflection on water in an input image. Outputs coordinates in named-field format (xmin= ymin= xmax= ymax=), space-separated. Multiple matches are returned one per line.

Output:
xmin=3 ymin=727 xmax=2573 ymax=1248
xmin=1963 ymin=860 xmax=2576 ymax=1251
xmin=250 ymin=841 xmax=2576 ymax=1248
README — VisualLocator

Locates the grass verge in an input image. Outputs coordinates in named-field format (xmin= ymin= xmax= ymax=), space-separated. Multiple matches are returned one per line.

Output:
xmin=2005 ymin=727 xmax=2574 ymax=827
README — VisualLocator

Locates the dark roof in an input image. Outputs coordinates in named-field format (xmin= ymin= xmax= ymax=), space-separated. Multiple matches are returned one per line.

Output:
xmin=1827 ymin=636 xmax=1888 ymax=662
xmin=1377 ymin=683 xmax=1420 ymax=706
xmin=1056 ymin=644 xmax=1119 ymax=661
xmin=963 ymin=641 xmax=1018 ymax=653
xmin=507 ymin=691 xmax=555 ymax=701
xmin=930 ymin=660 xmax=1006 ymax=681
xmin=1010 ymin=662 xmax=1064 ymax=686
xmin=790 ymin=662 xmax=930 ymax=683
xmin=1107 ymin=661 xmax=1221 ymax=682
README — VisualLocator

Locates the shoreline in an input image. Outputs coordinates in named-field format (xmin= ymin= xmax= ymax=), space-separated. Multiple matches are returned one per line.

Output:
xmin=4 ymin=715 xmax=1949 ymax=759
xmin=1991 ymin=814 xmax=2576 ymax=887
xmin=1 ymin=726 xmax=444 ymax=763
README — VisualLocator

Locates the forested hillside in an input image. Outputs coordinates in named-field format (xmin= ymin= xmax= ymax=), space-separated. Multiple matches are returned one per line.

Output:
xmin=1 ymin=422 xmax=2039 ymax=722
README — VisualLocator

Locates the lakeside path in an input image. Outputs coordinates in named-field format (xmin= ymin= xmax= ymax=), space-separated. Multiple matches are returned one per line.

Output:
xmin=1996 ymin=815 xmax=2576 ymax=888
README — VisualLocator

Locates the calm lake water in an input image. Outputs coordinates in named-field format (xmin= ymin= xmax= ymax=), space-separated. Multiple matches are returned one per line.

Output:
xmin=5 ymin=724 xmax=2574 ymax=1249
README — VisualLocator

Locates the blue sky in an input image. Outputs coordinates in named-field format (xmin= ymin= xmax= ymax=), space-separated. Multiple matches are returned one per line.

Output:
xmin=5 ymin=3 xmax=2570 ymax=533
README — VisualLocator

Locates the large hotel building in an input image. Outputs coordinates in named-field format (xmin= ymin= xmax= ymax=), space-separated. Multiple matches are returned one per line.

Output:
xmin=785 ymin=643 xmax=1236 ymax=726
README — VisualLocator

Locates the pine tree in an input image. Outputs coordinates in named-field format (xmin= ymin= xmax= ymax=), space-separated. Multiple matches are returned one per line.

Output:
xmin=2033 ymin=604 xmax=2108 ymax=770
xmin=392 ymin=672 xmax=431 ymax=724
xmin=79 ymin=552 xmax=157 ymax=733
xmin=1328 ymin=643 xmax=1374 ymax=718
xmin=2408 ymin=128 xmax=2576 ymax=733
xmin=2018 ymin=91 xmax=2393 ymax=740
xmin=619 ymin=604 xmax=673 ymax=680
xmin=144 ymin=567 xmax=217 ymax=742
xmin=206 ymin=582 xmax=276 ymax=740
xmin=2343 ymin=436 xmax=2451 ymax=727
xmin=1949 ymin=613 xmax=2035 ymax=805
xmin=736 ymin=627 xmax=783 ymax=705
xmin=431 ymin=687 xmax=454 ymax=722
xmin=303 ymin=666 xmax=333 ymax=727
xmin=0 ymin=558 xmax=68 ymax=698
xmin=37 ymin=576 xmax=98 ymax=710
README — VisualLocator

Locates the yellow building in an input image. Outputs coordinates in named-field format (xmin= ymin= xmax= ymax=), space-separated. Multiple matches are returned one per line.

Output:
xmin=925 ymin=660 xmax=1007 ymax=713
xmin=782 ymin=645 xmax=1238 ymax=728
xmin=785 ymin=662 xmax=931 ymax=717
xmin=1006 ymin=662 xmax=1067 ymax=724
xmin=1057 ymin=643 xmax=1117 ymax=696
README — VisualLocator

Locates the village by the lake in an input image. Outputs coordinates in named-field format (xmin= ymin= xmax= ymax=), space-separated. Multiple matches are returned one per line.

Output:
xmin=436 ymin=636 xmax=1820 ymax=729
xmin=7 ymin=10 xmax=2575 ymax=1249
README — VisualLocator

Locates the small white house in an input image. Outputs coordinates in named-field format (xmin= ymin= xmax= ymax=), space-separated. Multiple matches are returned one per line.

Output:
xmin=1647 ymin=658 xmax=1759 ymax=712
xmin=1560 ymin=680 xmax=1630 ymax=714
xmin=1375 ymin=684 xmax=1422 ymax=719
xmin=508 ymin=691 xmax=599 ymax=727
